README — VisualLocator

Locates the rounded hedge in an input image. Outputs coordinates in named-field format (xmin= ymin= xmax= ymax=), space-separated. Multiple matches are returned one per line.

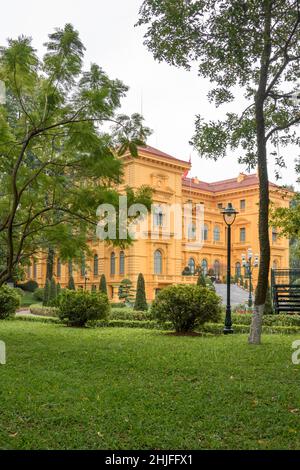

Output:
xmin=151 ymin=285 xmax=222 ymax=333
xmin=58 ymin=289 xmax=110 ymax=327
xmin=0 ymin=285 xmax=21 ymax=319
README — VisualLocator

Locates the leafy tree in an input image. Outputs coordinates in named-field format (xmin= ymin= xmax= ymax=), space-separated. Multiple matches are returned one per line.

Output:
xmin=0 ymin=24 xmax=152 ymax=287
xmin=138 ymin=0 xmax=300 ymax=344
xmin=99 ymin=274 xmax=107 ymax=295
xmin=43 ymin=278 xmax=51 ymax=306
xmin=134 ymin=273 xmax=148 ymax=311
xmin=67 ymin=275 xmax=76 ymax=290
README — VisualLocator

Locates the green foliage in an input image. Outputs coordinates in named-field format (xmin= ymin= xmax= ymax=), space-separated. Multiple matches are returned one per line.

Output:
xmin=138 ymin=2 xmax=300 ymax=166
xmin=0 ymin=24 xmax=153 ymax=286
xmin=30 ymin=304 xmax=58 ymax=317
xmin=67 ymin=276 xmax=76 ymax=290
xmin=58 ymin=289 xmax=110 ymax=327
xmin=17 ymin=280 xmax=39 ymax=292
xmin=48 ymin=278 xmax=57 ymax=306
xmin=134 ymin=273 xmax=148 ymax=311
xmin=56 ymin=283 xmax=61 ymax=297
xmin=205 ymin=277 xmax=216 ymax=292
xmin=0 ymin=285 xmax=20 ymax=319
xmin=43 ymin=279 xmax=51 ymax=306
xmin=118 ymin=278 xmax=135 ymax=305
xmin=109 ymin=307 xmax=152 ymax=321
xmin=33 ymin=288 xmax=45 ymax=302
xmin=197 ymin=272 xmax=206 ymax=287
xmin=151 ymin=285 xmax=222 ymax=333
xmin=99 ymin=274 xmax=107 ymax=295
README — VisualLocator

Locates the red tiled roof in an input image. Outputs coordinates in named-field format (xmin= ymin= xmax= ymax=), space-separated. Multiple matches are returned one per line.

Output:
xmin=182 ymin=174 xmax=278 ymax=193
xmin=138 ymin=145 xmax=190 ymax=166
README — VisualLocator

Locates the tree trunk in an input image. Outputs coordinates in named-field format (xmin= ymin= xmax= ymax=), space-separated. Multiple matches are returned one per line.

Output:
xmin=248 ymin=0 xmax=272 ymax=345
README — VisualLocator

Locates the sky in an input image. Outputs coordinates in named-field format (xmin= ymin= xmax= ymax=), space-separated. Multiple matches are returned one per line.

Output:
xmin=1 ymin=0 xmax=299 ymax=188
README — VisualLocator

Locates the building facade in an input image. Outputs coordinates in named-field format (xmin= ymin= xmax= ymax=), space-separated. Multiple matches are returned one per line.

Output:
xmin=30 ymin=146 xmax=291 ymax=301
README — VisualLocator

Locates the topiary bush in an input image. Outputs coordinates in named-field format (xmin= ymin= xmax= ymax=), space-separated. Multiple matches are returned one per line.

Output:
xmin=43 ymin=279 xmax=50 ymax=306
xmin=67 ymin=275 xmax=76 ymax=290
xmin=30 ymin=304 xmax=58 ymax=317
xmin=197 ymin=273 xmax=206 ymax=287
xmin=151 ymin=285 xmax=222 ymax=333
xmin=99 ymin=274 xmax=107 ymax=295
xmin=0 ymin=285 xmax=21 ymax=319
xmin=134 ymin=273 xmax=148 ymax=311
xmin=58 ymin=289 xmax=110 ymax=327
xmin=17 ymin=279 xmax=39 ymax=292
xmin=33 ymin=288 xmax=45 ymax=302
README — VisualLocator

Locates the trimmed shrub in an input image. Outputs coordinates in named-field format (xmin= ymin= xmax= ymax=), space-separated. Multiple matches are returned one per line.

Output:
xmin=30 ymin=304 xmax=58 ymax=317
xmin=151 ymin=285 xmax=222 ymax=333
xmin=134 ymin=273 xmax=148 ymax=311
xmin=18 ymin=280 xmax=39 ymax=292
xmin=49 ymin=278 xmax=57 ymax=305
xmin=43 ymin=279 xmax=51 ymax=306
xmin=99 ymin=274 xmax=107 ymax=295
xmin=111 ymin=302 xmax=126 ymax=308
xmin=58 ymin=289 xmax=110 ymax=327
xmin=0 ymin=285 xmax=20 ymax=319
xmin=109 ymin=307 xmax=152 ymax=321
xmin=197 ymin=273 xmax=206 ymax=287
xmin=205 ymin=276 xmax=216 ymax=292
xmin=56 ymin=282 xmax=61 ymax=297
xmin=67 ymin=275 xmax=76 ymax=290
xmin=33 ymin=288 xmax=44 ymax=302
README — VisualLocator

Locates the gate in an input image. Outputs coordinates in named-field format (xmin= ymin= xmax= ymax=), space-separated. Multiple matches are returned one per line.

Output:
xmin=271 ymin=269 xmax=300 ymax=314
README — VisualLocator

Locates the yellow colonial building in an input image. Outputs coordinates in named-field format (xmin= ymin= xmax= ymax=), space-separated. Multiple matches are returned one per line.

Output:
xmin=31 ymin=145 xmax=291 ymax=301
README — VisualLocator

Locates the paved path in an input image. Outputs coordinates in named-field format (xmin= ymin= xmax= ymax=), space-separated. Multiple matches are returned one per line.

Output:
xmin=215 ymin=283 xmax=249 ymax=306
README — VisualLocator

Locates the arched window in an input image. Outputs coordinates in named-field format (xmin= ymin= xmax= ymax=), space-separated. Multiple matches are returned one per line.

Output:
xmin=214 ymin=260 xmax=220 ymax=278
xmin=235 ymin=262 xmax=241 ymax=278
xmin=188 ymin=258 xmax=195 ymax=274
xmin=154 ymin=250 xmax=163 ymax=275
xmin=81 ymin=256 xmax=86 ymax=277
xmin=119 ymin=251 xmax=125 ymax=275
xmin=213 ymin=226 xmax=220 ymax=241
xmin=110 ymin=252 xmax=116 ymax=275
xmin=272 ymin=227 xmax=278 ymax=243
xmin=56 ymin=258 xmax=61 ymax=278
xmin=93 ymin=254 xmax=99 ymax=276
xmin=188 ymin=223 xmax=196 ymax=240
xmin=202 ymin=224 xmax=208 ymax=241
xmin=201 ymin=259 xmax=208 ymax=276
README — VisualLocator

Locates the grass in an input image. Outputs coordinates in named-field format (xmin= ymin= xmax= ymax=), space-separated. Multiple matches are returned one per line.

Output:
xmin=0 ymin=321 xmax=300 ymax=450
xmin=19 ymin=291 xmax=41 ymax=308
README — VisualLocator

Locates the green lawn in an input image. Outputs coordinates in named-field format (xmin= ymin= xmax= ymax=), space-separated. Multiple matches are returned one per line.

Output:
xmin=19 ymin=291 xmax=40 ymax=308
xmin=0 ymin=321 xmax=299 ymax=450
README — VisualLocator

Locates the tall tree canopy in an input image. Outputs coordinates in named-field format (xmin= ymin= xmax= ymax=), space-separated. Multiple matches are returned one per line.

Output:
xmin=138 ymin=0 xmax=300 ymax=344
xmin=0 ymin=24 xmax=152 ymax=286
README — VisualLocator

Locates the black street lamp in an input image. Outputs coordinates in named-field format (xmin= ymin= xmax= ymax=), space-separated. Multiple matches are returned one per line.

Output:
xmin=242 ymin=248 xmax=259 ymax=308
xmin=221 ymin=203 xmax=238 ymax=334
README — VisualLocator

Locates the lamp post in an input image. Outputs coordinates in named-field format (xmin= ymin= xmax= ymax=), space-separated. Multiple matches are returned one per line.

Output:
xmin=242 ymin=248 xmax=259 ymax=308
xmin=221 ymin=203 xmax=238 ymax=334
